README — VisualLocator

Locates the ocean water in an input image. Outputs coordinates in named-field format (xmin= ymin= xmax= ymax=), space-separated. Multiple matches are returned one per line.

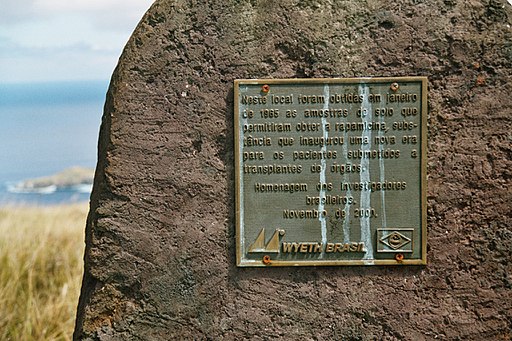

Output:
xmin=0 ymin=81 xmax=107 ymax=205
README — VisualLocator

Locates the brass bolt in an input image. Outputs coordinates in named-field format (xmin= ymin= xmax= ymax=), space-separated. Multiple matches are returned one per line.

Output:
xmin=262 ymin=255 xmax=271 ymax=265
xmin=262 ymin=84 xmax=270 ymax=93
xmin=390 ymin=82 xmax=399 ymax=91
xmin=395 ymin=253 xmax=404 ymax=262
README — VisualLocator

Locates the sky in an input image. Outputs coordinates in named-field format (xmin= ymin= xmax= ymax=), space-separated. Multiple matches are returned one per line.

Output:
xmin=0 ymin=0 xmax=155 ymax=83
xmin=2 ymin=0 xmax=511 ymax=83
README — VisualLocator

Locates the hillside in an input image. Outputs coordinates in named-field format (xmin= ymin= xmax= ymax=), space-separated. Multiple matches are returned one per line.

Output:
xmin=11 ymin=167 xmax=94 ymax=192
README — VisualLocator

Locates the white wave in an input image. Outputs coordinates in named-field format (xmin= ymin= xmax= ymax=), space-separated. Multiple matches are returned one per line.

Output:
xmin=7 ymin=184 xmax=57 ymax=194
xmin=73 ymin=184 xmax=93 ymax=193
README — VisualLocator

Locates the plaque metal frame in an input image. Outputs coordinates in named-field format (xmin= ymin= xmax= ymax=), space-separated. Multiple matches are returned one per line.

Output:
xmin=235 ymin=77 xmax=427 ymax=266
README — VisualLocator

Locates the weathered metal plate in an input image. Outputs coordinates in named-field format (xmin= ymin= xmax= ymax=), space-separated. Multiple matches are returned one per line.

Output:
xmin=235 ymin=77 xmax=427 ymax=266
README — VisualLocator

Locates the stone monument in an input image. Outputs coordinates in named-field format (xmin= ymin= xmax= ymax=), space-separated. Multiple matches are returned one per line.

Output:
xmin=74 ymin=0 xmax=512 ymax=339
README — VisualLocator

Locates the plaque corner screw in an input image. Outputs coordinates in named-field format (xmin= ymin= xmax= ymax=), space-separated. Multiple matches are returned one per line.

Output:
xmin=262 ymin=84 xmax=270 ymax=93
xmin=390 ymin=82 xmax=399 ymax=92
xmin=262 ymin=255 xmax=271 ymax=265
xmin=395 ymin=253 xmax=404 ymax=262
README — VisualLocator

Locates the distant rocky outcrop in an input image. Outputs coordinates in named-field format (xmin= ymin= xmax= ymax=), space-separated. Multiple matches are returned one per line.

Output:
xmin=10 ymin=167 xmax=94 ymax=193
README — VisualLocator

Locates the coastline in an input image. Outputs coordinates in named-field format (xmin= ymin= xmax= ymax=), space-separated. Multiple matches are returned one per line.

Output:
xmin=1 ymin=167 xmax=94 ymax=207
xmin=0 ymin=187 xmax=92 ymax=207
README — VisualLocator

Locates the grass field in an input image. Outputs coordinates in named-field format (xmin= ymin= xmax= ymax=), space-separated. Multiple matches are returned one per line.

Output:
xmin=0 ymin=204 xmax=87 ymax=340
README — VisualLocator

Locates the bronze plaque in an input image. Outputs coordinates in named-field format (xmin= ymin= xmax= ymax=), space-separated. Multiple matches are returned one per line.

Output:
xmin=235 ymin=77 xmax=427 ymax=266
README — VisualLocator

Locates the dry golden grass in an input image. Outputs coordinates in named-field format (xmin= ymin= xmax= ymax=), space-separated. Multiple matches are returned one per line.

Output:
xmin=0 ymin=204 xmax=87 ymax=341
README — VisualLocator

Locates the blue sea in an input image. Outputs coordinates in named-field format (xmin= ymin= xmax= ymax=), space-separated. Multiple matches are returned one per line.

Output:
xmin=0 ymin=81 xmax=107 ymax=205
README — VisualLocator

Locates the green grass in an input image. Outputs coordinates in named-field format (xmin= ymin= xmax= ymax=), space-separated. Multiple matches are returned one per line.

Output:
xmin=0 ymin=204 xmax=87 ymax=340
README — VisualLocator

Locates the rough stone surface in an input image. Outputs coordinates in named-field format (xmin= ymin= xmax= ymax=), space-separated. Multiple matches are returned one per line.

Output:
xmin=74 ymin=0 xmax=512 ymax=339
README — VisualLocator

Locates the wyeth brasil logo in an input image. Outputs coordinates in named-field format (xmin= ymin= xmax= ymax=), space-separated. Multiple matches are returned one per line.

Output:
xmin=247 ymin=228 xmax=413 ymax=256
xmin=247 ymin=228 xmax=366 ymax=254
